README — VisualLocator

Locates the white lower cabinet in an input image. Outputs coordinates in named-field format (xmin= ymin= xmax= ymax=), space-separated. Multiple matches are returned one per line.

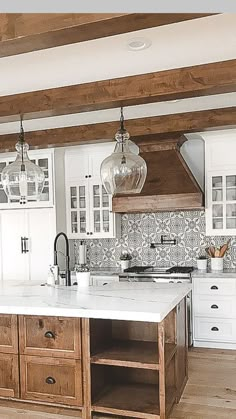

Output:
xmin=0 ymin=208 xmax=56 ymax=281
xmin=193 ymin=276 xmax=236 ymax=349
xmin=91 ymin=275 xmax=119 ymax=286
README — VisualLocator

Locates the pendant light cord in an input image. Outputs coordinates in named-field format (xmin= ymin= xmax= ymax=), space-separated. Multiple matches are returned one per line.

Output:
xmin=19 ymin=115 xmax=25 ymax=171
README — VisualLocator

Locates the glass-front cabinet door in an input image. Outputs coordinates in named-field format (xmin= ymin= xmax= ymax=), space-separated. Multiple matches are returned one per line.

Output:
xmin=206 ymin=172 xmax=236 ymax=235
xmin=89 ymin=180 xmax=113 ymax=238
xmin=67 ymin=180 xmax=89 ymax=238
xmin=0 ymin=151 xmax=54 ymax=208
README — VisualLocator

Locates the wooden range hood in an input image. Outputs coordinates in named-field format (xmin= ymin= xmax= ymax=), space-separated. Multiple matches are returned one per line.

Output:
xmin=112 ymin=137 xmax=204 ymax=213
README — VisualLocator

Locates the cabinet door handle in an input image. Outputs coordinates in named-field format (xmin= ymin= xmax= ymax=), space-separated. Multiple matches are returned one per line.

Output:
xmin=211 ymin=326 xmax=219 ymax=331
xmin=211 ymin=285 xmax=218 ymax=290
xmin=21 ymin=237 xmax=24 ymax=253
xmin=44 ymin=331 xmax=55 ymax=339
xmin=45 ymin=376 xmax=56 ymax=385
xmin=211 ymin=304 xmax=219 ymax=309
xmin=24 ymin=237 xmax=29 ymax=253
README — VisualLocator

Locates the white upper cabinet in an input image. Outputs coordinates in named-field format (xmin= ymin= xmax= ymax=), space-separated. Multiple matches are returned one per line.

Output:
xmin=65 ymin=143 xmax=120 ymax=239
xmin=201 ymin=130 xmax=236 ymax=235
xmin=0 ymin=149 xmax=54 ymax=208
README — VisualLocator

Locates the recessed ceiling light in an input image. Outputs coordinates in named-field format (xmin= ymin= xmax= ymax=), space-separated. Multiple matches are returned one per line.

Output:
xmin=127 ymin=38 xmax=152 ymax=51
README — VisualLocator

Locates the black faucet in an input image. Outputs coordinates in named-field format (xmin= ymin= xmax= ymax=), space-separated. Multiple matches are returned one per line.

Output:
xmin=54 ymin=232 xmax=71 ymax=286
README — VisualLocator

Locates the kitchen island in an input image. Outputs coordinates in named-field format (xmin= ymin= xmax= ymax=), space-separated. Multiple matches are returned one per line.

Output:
xmin=0 ymin=281 xmax=191 ymax=419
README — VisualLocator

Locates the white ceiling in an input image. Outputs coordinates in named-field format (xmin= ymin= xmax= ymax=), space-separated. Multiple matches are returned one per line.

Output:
xmin=0 ymin=13 xmax=235 ymax=135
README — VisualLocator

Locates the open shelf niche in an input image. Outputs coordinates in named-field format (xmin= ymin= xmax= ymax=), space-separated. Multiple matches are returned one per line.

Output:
xmin=84 ymin=302 xmax=186 ymax=419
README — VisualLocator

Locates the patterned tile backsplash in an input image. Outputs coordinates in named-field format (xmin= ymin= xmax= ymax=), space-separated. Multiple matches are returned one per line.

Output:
xmin=73 ymin=211 xmax=236 ymax=269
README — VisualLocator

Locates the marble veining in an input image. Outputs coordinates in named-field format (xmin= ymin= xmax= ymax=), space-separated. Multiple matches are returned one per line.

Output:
xmin=0 ymin=281 xmax=191 ymax=322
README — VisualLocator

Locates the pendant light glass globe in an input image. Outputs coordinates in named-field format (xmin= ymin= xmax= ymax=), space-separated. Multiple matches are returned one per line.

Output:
xmin=100 ymin=108 xmax=147 ymax=195
xmin=2 ymin=118 xmax=45 ymax=205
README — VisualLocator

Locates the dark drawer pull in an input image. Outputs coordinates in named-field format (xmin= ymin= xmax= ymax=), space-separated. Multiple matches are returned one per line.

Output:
xmin=44 ymin=331 xmax=55 ymax=339
xmin=211 ymin=326 xmax=219 ymax=331
xmin=46 ymin=376 xmax=56 ymax=385
xmin=211 ymin=304 xmax=219 ymax=309
xmin=211 ymin=285 xmax=218 ymax=290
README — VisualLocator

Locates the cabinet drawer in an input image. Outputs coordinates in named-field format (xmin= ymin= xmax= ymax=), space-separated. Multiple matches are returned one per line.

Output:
xmin=194 ymin=317 xmax=236 ymax=342
xmin=194 ymin=278 xmax=236 ymax=296
xmin=0 ymin=353 xmax=19 ymax=398
xmin=0 ymin=315 xmax=18 ymax=354
xmin=20 ymin=355 xmax=82 ymax=406
xmin=193 ymin=295 xmax=235 ymax=318
xmin=19 ymin=316 xmax=81 ymax=358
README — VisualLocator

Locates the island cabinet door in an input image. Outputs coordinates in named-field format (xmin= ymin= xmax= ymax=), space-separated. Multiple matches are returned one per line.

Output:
xmin=0 ymin=353 xmax=19 ymax=398
xmin=20 ymin=355 xmax=82 ymax=406
xmin=19 ymin=316 xmax=81 ymax=359
xmin=0 ymin=315 xmax=18 ymax=354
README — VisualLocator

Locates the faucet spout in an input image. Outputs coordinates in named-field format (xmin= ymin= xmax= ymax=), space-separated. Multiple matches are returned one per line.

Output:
xmin=54 ymin=232 xmax=71 ymax=286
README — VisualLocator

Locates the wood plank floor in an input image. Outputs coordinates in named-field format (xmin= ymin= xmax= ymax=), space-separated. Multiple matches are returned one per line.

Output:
xmin=0 ymin=348 xmax=235 ymax=418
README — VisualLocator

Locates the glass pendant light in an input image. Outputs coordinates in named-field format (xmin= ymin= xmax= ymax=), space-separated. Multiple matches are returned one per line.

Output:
xmin=100 ymin=107 xmax=147 ymax=195
xmin=2 ymin=116 xmax=45 ymax=204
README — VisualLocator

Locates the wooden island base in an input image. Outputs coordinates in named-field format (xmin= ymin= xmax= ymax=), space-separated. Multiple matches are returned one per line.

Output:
xmin=0 ymin=298 xmax=187 ymax=419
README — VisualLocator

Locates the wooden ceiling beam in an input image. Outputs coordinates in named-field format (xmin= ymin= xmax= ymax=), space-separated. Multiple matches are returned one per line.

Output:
xmin=0 ymin=107 xmax=235 ymax=151
xmin=0 ymin=58 xmax=234 ymax=124
xmin=0 ymin=13 xmax=213 ymax=58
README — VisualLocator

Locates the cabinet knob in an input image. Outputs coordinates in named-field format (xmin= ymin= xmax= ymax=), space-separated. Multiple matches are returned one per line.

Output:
xmin=44 ymin=331 xmax=55 ymax=339
xmin=210 ymin=285 xmax=218 ymax=290
xmin=88 ymin=175 xmax=92 ymax=178
xmin=90 ymin=232 xmax=93 ymax=235
xmin=211 ymin=326 xmax=219 ymax=331
xmin=85 ymin=175 xmax=88 ymax=178
xmin=86 ymin=232 xmax=89 ymax=235
xmin=46 ymin=376 xmax=56 ymax=385
xmin=211 ymin=304 xmax=219 ymax=309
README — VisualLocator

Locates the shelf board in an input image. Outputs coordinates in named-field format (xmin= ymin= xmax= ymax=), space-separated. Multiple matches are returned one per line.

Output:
xmin=92 ymin=383 xmax=161 ymax=419
xmin=91 ymin=341 xmax=176 ymax=370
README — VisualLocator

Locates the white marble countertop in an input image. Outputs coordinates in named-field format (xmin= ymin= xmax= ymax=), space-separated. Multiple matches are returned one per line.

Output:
xmin=192 ymin=269 xmax=236 ymax=278
xmin=0 ymin=281 xmax=191 ymax=323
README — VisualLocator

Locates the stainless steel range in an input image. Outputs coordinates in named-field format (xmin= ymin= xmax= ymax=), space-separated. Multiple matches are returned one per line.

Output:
xmin=119 ymin=265 xmax=193 ymax=346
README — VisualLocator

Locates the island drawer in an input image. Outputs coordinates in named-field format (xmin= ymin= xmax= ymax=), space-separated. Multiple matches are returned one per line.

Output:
xmin=194 ymin=317 xmax=236 ymax=342
xmin=19 ymin=316 xmax=81 ymax=358
xmin=20 ymin=355 xmax=82 ymax=406
xmin=0 ymin=353 xmax=19 ymax=398
xmin=0 ymin=315 xmax=18 ymax=354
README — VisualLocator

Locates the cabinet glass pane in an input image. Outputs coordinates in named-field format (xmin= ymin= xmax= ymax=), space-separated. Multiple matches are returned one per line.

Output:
xmin=102 ymin=186 xmax=109 ymax=207
xmin=103 ymin=210 xmax=110 ymax=232
xmin=226 ymin=203 xmax=236 ymax=217
xmin=226 ymin=219 xmax=236 ymax=229
xmin=212 ymin=189 xmax=222 ymax=201
xmin=71 ymin=211 xmax=78 ymax=233
xmin=226 ymin=175 xmax=236 ymax=187
xmin=80 ymin=211 xmax=86 ymax=233
xmin=0 ymin=189 xmax=7 ymax=203
xmin=93 ymin=185 xmax=100 ymax=208
xmin=212 ymin=204 xmax=223 ymax=230
xmin=79 ymin=186 xmax=86 ymax=209
xmin=94 ymin=210 xmax=101 ymax=232
xmin=212 ymin=219 xmax=223 ymax=229
xmin=212 ymin=176 xmax=222 ymax=188
xmin=40 ymin=186 xmax=49 ymax=201
xmin=70 ymin=187 xmax=77 ymax=208
xmin=212 ymin=204 xmax=223 ymax=217
xmin=226 ymin=188 xmax=236 ymax=201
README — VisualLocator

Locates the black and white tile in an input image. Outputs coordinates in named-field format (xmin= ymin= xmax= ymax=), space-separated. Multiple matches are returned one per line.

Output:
xmin=73 ymin=210 xmax=236 ymax=269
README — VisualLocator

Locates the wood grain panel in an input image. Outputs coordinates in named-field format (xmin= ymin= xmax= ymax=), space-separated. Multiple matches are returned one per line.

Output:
xmin=0 ymin=315 xmax=18 ymax=354
xmin=0 ymin=353 xmax=19 ymax=398
xmin=0 ymin=58 xmax=234 ymax=123
xmin=19 ymin=316 xmax=81 ymax=359
xmin=20 ymin=355 xmax=82 ymax=406
xmin=1 ymin=106 xmax=235 ymax=152
xmin=0 ymin=14 xmax=212 ymax=57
